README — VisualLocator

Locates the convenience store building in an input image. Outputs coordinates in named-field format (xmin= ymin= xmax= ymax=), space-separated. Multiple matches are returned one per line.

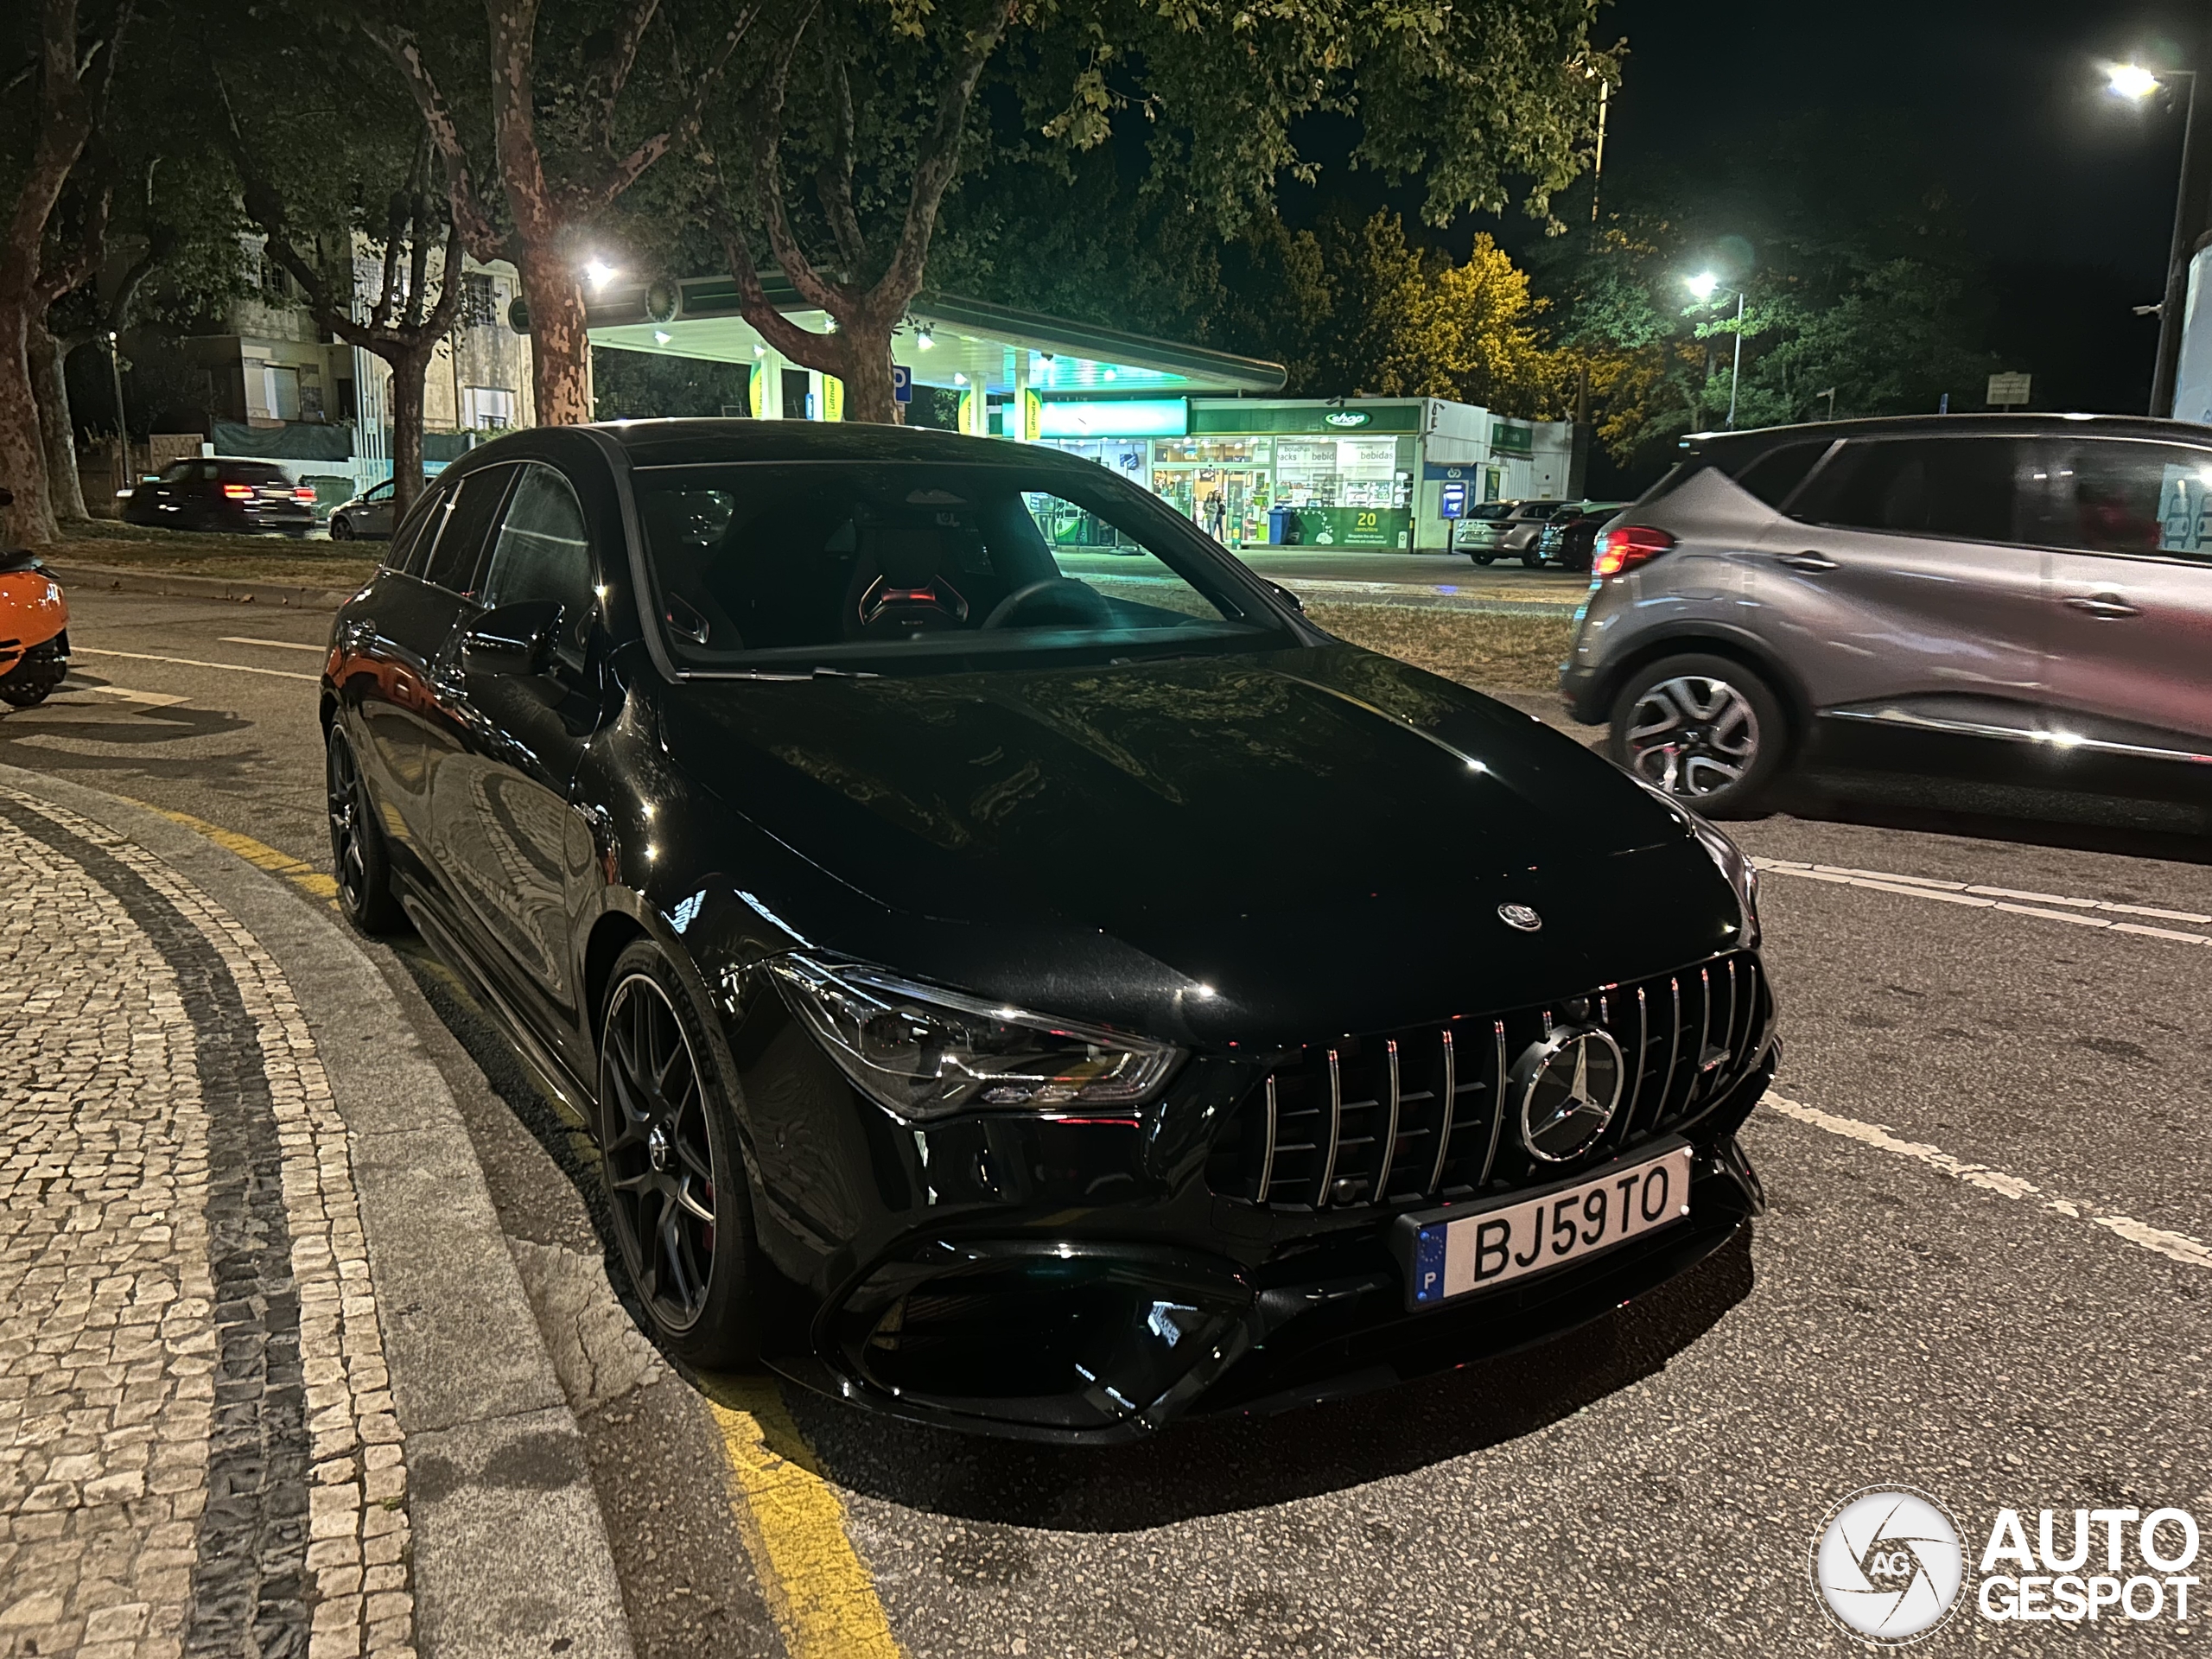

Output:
xmin=588 ymin=270 xmax=1573 ymax=551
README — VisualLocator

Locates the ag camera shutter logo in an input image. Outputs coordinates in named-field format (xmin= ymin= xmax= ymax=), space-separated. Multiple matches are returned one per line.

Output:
xmin=1810 ymin=1487 xmax=1966 ymax=1644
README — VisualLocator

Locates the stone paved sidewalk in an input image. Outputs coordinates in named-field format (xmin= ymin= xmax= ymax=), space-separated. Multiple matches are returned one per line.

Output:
xmin=0 ymin=786 xmax=414 ymax=1659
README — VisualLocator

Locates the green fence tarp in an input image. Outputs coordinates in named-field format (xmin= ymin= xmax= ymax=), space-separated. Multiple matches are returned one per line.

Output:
xmin=212 ymin=420 xmax=353 ymax=462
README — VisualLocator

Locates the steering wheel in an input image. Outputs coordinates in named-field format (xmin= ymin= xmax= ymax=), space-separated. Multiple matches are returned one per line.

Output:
xmin=981 ymin=577 xmax=1114 ymax=632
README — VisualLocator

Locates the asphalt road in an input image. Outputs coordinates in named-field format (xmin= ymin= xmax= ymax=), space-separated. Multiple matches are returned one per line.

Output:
xmin=16 ymin=585 xmax=2211 ymax=1657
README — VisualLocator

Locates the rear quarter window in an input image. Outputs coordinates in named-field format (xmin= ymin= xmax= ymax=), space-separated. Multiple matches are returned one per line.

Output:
xmin=1732 ymin=441 xmax=1834 ymax=508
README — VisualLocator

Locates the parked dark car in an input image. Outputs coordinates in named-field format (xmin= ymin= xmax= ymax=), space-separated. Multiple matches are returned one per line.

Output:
xmin=122 ymin=457 xmax=317 ymax=535
xmin=329 ymin=479 xmax=398 ymax=540
xmin=322 ymin=421 xmax=1773 ymax=1442
xmin=1534 ymin=501 xmax=1630 ymax=572
xmin=1562 ymin=414 xmax=2212 ymax=823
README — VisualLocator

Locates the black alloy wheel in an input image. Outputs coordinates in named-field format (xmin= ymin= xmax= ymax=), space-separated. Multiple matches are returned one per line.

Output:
xmin=329 ymin=514 xmax=355 ymax=542
xmin=598 ymin=943 xmax=758 ymax=1366
xmin=325 ymin=725 xmax=404 ymax=933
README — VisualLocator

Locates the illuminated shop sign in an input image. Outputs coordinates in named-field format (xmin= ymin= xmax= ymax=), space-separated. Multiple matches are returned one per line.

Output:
xmin=1036 ymin=398 xmax=1190 ymax=439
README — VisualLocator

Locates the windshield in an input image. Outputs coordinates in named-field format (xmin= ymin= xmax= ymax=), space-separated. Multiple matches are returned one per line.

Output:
xmin=635 ymin=460 xmax=1292 ymax=672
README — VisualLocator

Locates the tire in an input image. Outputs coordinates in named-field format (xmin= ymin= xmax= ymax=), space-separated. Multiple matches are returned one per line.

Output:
xmin=1607 ymin=652 xmax=1787 ymax=818
xmin=0 ymin=679 xmax=53 ymax=708
xmin=329 ymin=515 xmax=354 ymax=542
xmin=1521 ymin=550 xmax=1543 ymax=569
xmin=325 ymin=724 xmax=406 ymax=933
xmin=1470 ymin=552 xmax=1494 ymax=566
xmin=598 ymin=941 xmax=760 ymax=1369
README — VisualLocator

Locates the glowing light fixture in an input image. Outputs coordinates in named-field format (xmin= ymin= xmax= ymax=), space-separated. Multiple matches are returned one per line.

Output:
xmin=916 ymin=327 xmax=934 ymax=349
xmin=1685 ymin=270 xmax=1720 ymax=300
xmin=584 ymin=257 xmax=619 ymax=290
xmin=2109 ymin=63 xmax=2162 ymax=99
xmin=954 ymin=372 xmax=969 ymax=385
xmin=652 ymin=329 xmax=672 ymax=345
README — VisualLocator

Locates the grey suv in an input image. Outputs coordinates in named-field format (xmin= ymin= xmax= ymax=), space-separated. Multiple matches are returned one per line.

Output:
xmin=1561 ymin=415 xmax=2212 ymax=817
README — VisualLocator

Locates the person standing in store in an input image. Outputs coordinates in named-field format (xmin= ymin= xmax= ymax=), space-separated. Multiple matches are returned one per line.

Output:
xmin=1204 ymin=492 xmax=1227 ymax=542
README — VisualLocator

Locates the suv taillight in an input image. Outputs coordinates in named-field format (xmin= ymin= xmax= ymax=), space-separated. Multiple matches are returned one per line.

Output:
xmin=294 ymin=485 xmax=315 ymax=502
xmin=1592 ymin=525 xmax=1675 ymax=578
xmin=222 ymin=483 xmax=254 ymax=499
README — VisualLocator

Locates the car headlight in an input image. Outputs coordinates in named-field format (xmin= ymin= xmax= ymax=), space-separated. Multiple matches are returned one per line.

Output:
xmin=766 ymin=955 xmax=1184 ymax=1121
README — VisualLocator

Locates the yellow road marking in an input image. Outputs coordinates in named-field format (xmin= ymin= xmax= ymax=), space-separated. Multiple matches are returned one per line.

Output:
xmin=702 ymin=1375 xmax=902 ymax=1658
xmin=124 ymin=798 xmax=340 ymax=903
xmin=118 ymin=794 xmax=899 ymax=1652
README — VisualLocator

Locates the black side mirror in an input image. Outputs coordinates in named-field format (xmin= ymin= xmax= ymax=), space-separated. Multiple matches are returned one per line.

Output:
xmin=1265 ymin=579 xmax=1305 ymax=614
xmin=461 ymin=599 xmax=563 ymax=677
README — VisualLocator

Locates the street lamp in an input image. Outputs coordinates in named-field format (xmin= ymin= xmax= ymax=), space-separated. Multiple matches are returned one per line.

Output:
xmin=1686 ymin=272 xmax=1747 ymax=429
xmin=2106 ymin=61 xmax=2205 ymax=416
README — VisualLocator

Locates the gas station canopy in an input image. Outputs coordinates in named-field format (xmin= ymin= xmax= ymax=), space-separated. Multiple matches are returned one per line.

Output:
xmin=586 ymin=269 xmax=1287 ymax=399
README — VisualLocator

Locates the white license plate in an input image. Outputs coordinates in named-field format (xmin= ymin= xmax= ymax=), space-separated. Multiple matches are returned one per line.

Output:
xmin=1399 ymin=1141 xmax=1694 ymax=1310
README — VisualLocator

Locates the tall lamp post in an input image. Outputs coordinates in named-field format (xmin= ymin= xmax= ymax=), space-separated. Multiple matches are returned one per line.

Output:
xmin=2108 ymin=62 xmax=2207 ymax=417
xmin=1686 ymin=271 xmax=1746 ymax=429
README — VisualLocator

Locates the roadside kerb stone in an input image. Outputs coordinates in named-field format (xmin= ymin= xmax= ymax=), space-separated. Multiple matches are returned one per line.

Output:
xmin=0 ymin=766 xmax=632 ymax=1659
xmin=41 ymin=562 xmax=362 ymax=613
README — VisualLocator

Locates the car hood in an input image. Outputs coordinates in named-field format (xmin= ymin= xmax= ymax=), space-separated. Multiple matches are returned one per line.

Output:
xmin=659 ymin=644 xmax=1745 ymax=1042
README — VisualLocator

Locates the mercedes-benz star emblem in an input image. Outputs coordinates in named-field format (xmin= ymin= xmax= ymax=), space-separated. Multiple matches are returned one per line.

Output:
xmin=1512 ymin=1027 xmax=1626 ymax=1162
xmin=647 ymin=1122 xmax=671 ymax=1173
xmin=1497 ymin=903 xmax=1543 ymax=932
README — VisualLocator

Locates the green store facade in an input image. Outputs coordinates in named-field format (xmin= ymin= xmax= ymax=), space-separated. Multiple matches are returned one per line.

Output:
xmin=1028 ymin=396 xmax=1576 ymax=552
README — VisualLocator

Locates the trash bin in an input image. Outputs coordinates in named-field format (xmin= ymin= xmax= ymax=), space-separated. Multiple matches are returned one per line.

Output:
xmin=1266 ymin=505 xmax=1300 ymax=545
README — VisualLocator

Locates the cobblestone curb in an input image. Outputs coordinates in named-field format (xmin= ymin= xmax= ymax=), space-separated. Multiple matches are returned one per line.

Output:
xmin=0 ymin=769 xmax=632 ymax=1659
xmin=41 ymin=563 xmax=361 ymax=613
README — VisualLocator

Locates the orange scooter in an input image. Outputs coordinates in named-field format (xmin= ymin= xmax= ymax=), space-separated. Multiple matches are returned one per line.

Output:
xmin=0 ymin=487 xmax=69 ymax=708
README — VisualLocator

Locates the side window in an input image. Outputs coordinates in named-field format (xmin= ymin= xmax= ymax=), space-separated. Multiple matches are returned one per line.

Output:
xmin=1733 ymin=440 xmax=1833 ymax=508
xmin=421 ymin=466 xmax=514 ymax=594
xmin=159 ymin=461 xmax=194 ymax=483
xmin=480 ymin=463 xmax=596 ymax=666
xmin=1790 ymin=437 xmax=2028 ymax=543
xmin=2035 ymin=441 xmax=2212 ymax=561
xmin=385 ymin=486 xmax=449 ymax=576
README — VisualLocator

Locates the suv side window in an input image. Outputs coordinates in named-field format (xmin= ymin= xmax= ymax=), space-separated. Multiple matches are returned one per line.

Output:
xmin=1733 ymin=440 xmax=1834 ymax=508
xmin=2035 ymin=440 xmax=2212 ymax=562
xmin=1789 ymin=436 xmax=2030 ymax=543
xmin=479 ymin=461 xmax=595 ymax=669
xmin=421 ymin=465 xmax=516 ymax=594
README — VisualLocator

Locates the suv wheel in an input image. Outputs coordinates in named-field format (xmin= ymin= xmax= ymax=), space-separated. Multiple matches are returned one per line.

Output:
xmin=1470 ymin=551 xmax=1494 ymax=566
xmin=1609 ymin=653 xmax=1785 ymax=817
xmin=1521 ymin=550 xmax=1543 ymax=569
xmin=599 ymin=941 xmax=760 ymax=1368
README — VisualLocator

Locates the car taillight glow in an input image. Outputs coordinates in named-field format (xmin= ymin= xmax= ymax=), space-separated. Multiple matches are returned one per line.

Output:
xmin=1592 ymin=525 xmax=1675 ymax=578
xmin=222 ymin=484 xmax=254 ymax=499
xmin=294 ymin=486 xmax=315 ymax=502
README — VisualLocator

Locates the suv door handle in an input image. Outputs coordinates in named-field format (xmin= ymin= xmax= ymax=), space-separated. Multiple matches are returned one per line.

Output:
xmin=1776 ymin=551 xmax=1840 ymax=572
xmin=2063 ymin=593 xmax=2140 ymax=619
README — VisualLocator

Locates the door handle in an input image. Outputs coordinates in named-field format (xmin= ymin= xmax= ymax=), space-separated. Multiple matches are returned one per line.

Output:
xmin=1776 ymin=551 xmax=1840 ymax=572
xmin=2062 ymin=593 xmax=2140 ymax=619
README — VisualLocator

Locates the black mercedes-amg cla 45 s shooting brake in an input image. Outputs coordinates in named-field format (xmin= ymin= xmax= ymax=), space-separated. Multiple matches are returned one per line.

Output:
xmin=320 ymin=420 xmax=1776 ymax=1443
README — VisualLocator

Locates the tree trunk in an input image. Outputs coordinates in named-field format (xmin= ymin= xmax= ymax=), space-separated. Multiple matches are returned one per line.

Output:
xmin=835 ymin=315 xmax=904 ymax=425
xmin=518 ymin=239 xmax=594 ymax=425
xmin=385 ymin=348 xmax=429 ymax=515
xmin=27 ymin=321 xmax=86 ymax=520
xmin=0 ymin=300 xmax=58 ymax=546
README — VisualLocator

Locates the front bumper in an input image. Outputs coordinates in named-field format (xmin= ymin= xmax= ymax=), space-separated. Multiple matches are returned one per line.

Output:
xmin=773 ymin=1126 xmax=1764 ymax=1443
xmin=741 ymin=961 xmax=1780 ymax=1443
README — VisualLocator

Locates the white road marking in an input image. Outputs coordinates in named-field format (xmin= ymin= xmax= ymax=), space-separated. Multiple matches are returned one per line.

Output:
xmin=219 ymin=636 xmax=327 ymax=654
xmin=1764 ymin=1090 xmax=2212 ymax=1271
xmin=72 ymin=646 xmax=319 ymax=683
xmin=1753 ymin=857 xmax=2212 ymax=940
xmin=84 ymin=685 xmax=190 ymax=709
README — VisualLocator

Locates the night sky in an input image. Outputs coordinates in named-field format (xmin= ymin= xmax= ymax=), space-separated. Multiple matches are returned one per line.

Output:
xmin=1586 ymin=0 xmax=2209 ymax=414
xmin=1291 ymin=0 xmax=2212 ymax=420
